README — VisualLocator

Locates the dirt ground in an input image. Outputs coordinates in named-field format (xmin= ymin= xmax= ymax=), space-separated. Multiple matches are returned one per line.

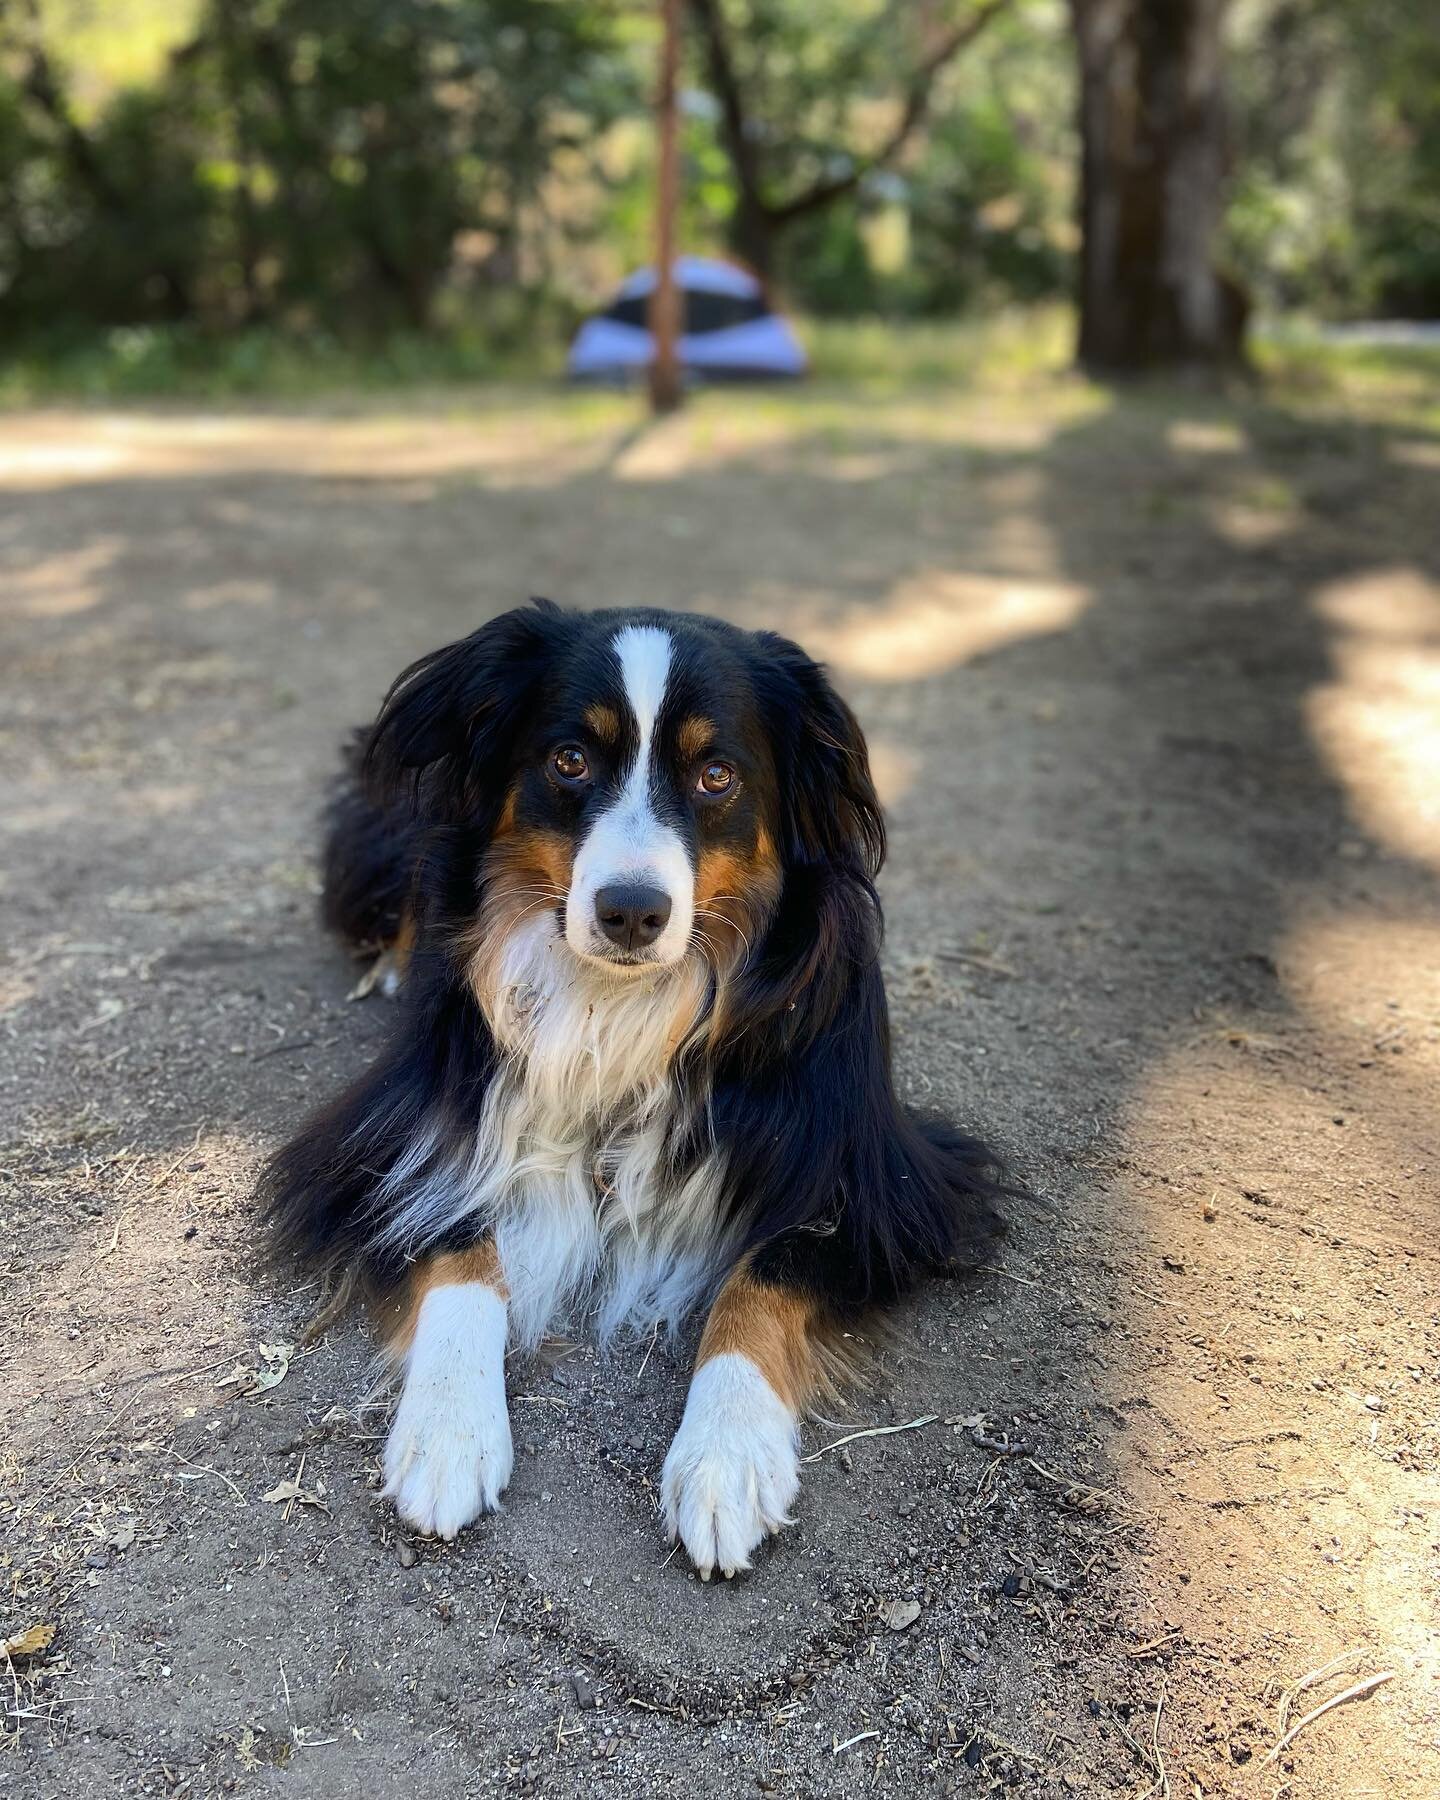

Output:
xmin=3 ymin=367 xmax=1438 ymax=1800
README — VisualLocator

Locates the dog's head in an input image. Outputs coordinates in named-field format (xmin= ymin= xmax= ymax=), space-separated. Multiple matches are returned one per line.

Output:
xmin=365 ymin=600 xmax=883 ymax=1002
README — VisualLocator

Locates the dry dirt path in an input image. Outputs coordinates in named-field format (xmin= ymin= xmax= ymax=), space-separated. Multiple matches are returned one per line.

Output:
xmin=2 ymin=376 xmax=1437 ymax=1798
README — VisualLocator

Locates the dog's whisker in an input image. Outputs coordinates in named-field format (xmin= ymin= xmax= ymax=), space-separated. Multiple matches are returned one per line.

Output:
xmin=693 ymin=906 xmax=753 ymax=962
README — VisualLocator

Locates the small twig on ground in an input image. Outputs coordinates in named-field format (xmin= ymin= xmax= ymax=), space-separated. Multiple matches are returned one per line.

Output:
xmin=803 ymin=1414 xmax=938 ymax=1463
xmin=1025 ymin=1457 xmax=1135 ymax=1515
xmin=1172 ymin=1429 xmax=1303 ymax=1464
xmin=1274 ymin=1644 xmax=1364 ymax=1731
xmin=980 ymin=1264 xmax=1108 ymax=1318
xmin=252 ymin=1036 xmax=316 ymax=1062
xmin=284 ymin=1452 xmax=306 ymax=1523
xmin=938 ymin=949 xmax=1019 ymax=979
xmin=166 ymin=1447 xmax=246 ymax=1504
xmin=979 ymin=1729 xmax=1044 ymax=1767
xmin=150 ymin=1127 xmax=206 ymax=1193
xmin=1262 ymin=1670 xmax=1395 ymax=1766
xmin=1140 ymin=1677 xmax=1170 ymax=1800
xmin=832 ymin=1729 xmax=880 ymax=1755
xmin=300 ymin=1268 xmax=359 ymax=1344
xmin=636 ymin=1320 xmax=661 ymax=1380
xmin=980 ymin=1263 xmax=1039 ymax=1288
xmin=1126 ymin=1630 xmax=1183 ymax=1659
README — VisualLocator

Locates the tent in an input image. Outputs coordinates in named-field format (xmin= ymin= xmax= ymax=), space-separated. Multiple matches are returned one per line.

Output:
xmin=566 ymin=256 xmax=807 ymax=383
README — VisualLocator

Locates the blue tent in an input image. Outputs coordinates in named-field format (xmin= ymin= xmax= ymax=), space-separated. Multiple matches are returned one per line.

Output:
xmin=567 ymin=256 xmax=807 ymax=383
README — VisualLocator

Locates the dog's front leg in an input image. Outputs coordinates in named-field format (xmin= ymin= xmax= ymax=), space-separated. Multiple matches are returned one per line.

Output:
xmin=661 ymin=1261 xmax=821 ymax=1578
xmin=382 ymin=1243 xmax=513 ymax=1540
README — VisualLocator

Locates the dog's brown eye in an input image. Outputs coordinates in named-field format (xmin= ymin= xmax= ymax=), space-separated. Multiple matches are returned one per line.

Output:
xmin=553 ymin=745 xmax=589 ymax=782
xmin=697 ymin=761 xmax=735 ymax=797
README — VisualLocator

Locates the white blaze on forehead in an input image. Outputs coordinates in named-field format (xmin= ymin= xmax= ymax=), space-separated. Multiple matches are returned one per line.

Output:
xmin=564 ymin=623 xmax=695 ymax=965
xmin=612 ymin=624 xmax=673 ymax=792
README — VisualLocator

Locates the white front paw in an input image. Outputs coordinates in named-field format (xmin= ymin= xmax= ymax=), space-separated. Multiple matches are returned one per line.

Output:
xmin=661 ymin=1353 xmax=800 ymax=1578
xmin=383 ymin=1283 xmax=511 ymax=1541
xmin=383 ymin=1393 xmax=512 ymax=1540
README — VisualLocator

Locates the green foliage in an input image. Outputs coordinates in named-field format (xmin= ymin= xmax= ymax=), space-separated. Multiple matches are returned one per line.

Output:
xmin=803 ymin=305 xmax=1074 ymax=386
xmin=0 ymin=318 xmax=544 ymax=402
xmin=0 ymin=0 xmax=632 ymax=336
xmin=0 ymin=0 xmax=1436 ymax=369
xmin=1228 ymin=0 xmax=1440 ymax=318
xmin=684 ymin=0 xmax=1077 ymax=316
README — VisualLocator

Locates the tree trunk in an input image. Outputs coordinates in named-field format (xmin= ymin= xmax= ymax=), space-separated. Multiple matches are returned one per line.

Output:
xmin=728 ymin=194 xmax=777 ymax=288
xmin=649 ymin=0 xmax=684 ymax=414
xmin=1070 ymin=0 xmax=1247 ymax=376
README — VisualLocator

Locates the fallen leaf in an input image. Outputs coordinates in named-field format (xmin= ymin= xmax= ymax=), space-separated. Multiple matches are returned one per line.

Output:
xmin=3 ymin=1623 xmax=55 ymax=1661
xmin=251 ymin=1342 xmax=292 ymax=1393
xmin=879 ymin=1599 xmax=921 ymax=1632
xmin=219 ymin=1341 xmax=293 ymax=1398
xmin=261 ymin=1478 xmax=327 ymax=1510
xmin=107 ymin=1518 xmax=137 ymax=1552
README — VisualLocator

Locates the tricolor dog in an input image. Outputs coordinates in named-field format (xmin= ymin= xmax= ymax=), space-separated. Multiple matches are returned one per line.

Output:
xmin=263 ymin=600 xmax=1005 ymax=1576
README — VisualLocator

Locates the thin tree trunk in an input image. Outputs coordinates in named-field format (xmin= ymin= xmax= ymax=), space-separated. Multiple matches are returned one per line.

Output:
xmin=649 ymin=0 xmax=684 ymax=414
xmin=729 ymin=191 xmax=777 ymax=288
xmin=1071 ymin=0 xmax=1247 ymax=376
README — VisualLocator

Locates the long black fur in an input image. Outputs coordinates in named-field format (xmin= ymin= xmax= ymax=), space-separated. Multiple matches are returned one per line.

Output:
xmin=262 ymin=600 xmax=1007 ymax=1324
xmin=319 ymin=730 xmax=417 ymax=949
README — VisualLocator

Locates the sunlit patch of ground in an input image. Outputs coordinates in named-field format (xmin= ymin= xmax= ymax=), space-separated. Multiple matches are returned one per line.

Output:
xmin=1308 ymin=567 xmax=1440 ymax=871
xmin=3 ymin=353 xmax=1439 ymax=1793
xmin=802 ymin=572 xmax=1089 ymax=681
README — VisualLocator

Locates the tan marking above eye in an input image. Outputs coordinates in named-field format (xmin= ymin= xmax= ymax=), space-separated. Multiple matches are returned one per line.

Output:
xmin=583 ymin=703 xmax=622 ymax=744
xmin=677 ymin=715 xmax=715 ymax=762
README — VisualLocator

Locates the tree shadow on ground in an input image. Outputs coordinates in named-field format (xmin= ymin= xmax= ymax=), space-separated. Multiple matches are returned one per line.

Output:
xmin=4 ymin=380 xmax=1438 ymax=1792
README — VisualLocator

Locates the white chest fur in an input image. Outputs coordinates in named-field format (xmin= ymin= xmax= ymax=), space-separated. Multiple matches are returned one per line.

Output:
xmin=377 ymin=917 xmax=730 ymax=1347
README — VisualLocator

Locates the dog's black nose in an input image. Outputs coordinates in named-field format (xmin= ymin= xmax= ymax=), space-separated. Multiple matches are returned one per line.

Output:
xmin=594 ymin=883 xmax=672 ymax=952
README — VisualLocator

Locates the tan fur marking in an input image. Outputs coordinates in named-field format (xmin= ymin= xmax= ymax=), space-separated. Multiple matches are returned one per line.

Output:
xmin=696 ymin=1269 xmax=818 ymax=1413
xmin=389 ymin=906 xmax=416 ymax=966
xmin=752 ymin=822 xmax=780 ymax=883
xmin=464 ymin=830 xmax=573 ymax=1011
xmin=383 ymin=1240 xmax=507 ymax=1356
xmin=583 ymin=703 xmax=622 ymax=745
xmin=694 ymin=826 xmax=783 ymax=1008
xmin=496 ymin=825 xmax=572 ymax=894
xmin=677 ymin=715 xmax=715 ymax=762
xmin=494 ymin=784 xmax=520 ymax=838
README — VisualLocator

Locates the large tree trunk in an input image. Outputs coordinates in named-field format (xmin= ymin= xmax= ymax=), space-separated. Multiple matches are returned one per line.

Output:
xmin=1070 ymin=0 xmax=1247 ymax=376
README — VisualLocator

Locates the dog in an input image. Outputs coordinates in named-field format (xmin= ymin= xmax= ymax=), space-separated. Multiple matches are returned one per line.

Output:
xmin=262 ymin=600 xmax=1005 ymax=1576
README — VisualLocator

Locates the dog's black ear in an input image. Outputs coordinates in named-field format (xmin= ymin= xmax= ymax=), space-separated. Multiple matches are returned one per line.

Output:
xmin=700 ymin=637 xmax=885 ymax=1068
xmin=757 ymin=633 xmax=885 ymax=878
xmin=364 ymin=600 xmax=561 ymax=817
